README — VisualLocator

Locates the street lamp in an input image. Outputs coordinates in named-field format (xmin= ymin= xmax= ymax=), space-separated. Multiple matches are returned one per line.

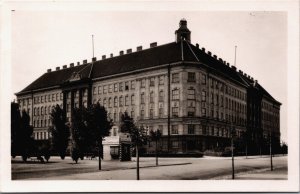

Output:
xmin=231 ymin=121 xmax=236 ymax=179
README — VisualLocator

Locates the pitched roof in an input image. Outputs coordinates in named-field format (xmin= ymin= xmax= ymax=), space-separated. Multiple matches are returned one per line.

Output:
xmin=17 ymin=42 xmax=197 ymax=94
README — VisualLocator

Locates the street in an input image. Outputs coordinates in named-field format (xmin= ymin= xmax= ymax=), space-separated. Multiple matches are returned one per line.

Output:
xmin=11 ymin=155 xmax=287 ymax=180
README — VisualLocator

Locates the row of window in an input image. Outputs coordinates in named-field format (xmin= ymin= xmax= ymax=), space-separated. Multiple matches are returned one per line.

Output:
xmin=33 ymin=119 xmax=51 ymax=128
xmin=209 ymin=77 xmax=246 ymax=101
xmin=34 ymin=131 xmax=50 ymax=140
xmin=33 ymin=93 xmax=63 ymax=104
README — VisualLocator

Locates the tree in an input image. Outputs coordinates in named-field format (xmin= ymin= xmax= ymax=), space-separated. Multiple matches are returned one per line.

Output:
xmin=49 ymin=105 xmax=70 ymax=159
xmin=11 ymin=102 xmax=21 ymax=157
xmin=70 ymin=107 xmax=88 ymax=163
xmin=120 ymin=112 xmax=148 ymax=180
xmin=85 ymin=103 xmax=113 ymax=170
xmin=19 ymin=110 xmax=35 ymax=161
xmin=149 ymin=129 xmax=162 ymax=166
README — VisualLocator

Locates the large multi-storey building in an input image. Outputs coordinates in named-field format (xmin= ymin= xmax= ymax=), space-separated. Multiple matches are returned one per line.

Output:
xmin=16 ymin=19 xmax=281 ymax=159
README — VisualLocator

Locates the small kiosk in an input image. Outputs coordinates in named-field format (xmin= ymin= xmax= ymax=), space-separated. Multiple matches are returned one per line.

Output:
xmin=103 ymin=132 xmax=132 ymax=161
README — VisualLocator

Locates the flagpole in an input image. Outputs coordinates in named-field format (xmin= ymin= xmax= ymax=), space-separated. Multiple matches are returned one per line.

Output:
xmin=234 ymin=45 xmax=237 ymax=67
xmin=92 ymin=34 xmax=94 ymax=58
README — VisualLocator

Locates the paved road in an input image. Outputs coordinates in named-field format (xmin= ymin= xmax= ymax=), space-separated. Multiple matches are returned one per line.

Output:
xmin=11 ymin=155 xmax=287 ymax=180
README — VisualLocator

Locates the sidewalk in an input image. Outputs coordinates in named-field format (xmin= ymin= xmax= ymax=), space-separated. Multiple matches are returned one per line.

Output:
xmin=213 ymin=166 xmax=287 ymax=180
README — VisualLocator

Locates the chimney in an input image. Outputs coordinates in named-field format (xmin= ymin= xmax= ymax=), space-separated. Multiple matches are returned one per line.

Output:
xmin=247 ymin=75 xmax=250 ymax=79
xmin=77 ymin=62 xmax=80 ymax=66
xmin=70 ymin=63 xmax=74 ymax=67
xmin=56 ymin=67 xmax=60 ymax=71
xmin=110 ymin=53 xmax=113 ymax=58
xmin=137 ymin=46 xmax=143 ymax=51
xmin=102 ymin=55 xmax=106 ymax=60
xmin=63 ymin=65 xmax=67 ymax=69
xmin=251 ymin=77 xmax=254 ymax=81
xmin=213 ymin=55 xmax=217 ymax=59
xmin=223 ymin=61 xmax=226 ymax=65
xmin=231 ymin=66 xmax=237 ymax=71
xmin=47 ymin=69 xmax=51 ymax=73
xmin=92 ymin=57 xmax=97 ymax=62
xmin=207 ymin=51 xmax=212 ymax=56
xmin=201 ymin=47 xmax=205 ymax=52
xmin=196 ymin=43 xmax=199 ymax=48
xmin=218 ymin=58 xmax=223 ymax=62
xmin=83 ymin=59 xmax=87 ymax=64
xmin=150 ymin=42 xmax=157 ymax=48
xmin=226 ymin=62 xmax=230 ymax=66
xmin=239 ymin=70 xmax=242 ymax=73
xmin=244 ymin=73 xmax=247 ymax=77
xmin=126 ymin=49 xmax=132 ymax=54
xmin=120 ymin=51 xmax=124 ymax=56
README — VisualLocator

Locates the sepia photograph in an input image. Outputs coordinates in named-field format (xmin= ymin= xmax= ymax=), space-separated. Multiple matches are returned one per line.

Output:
xmin=0 ymin=0 xmax=299 ymax=192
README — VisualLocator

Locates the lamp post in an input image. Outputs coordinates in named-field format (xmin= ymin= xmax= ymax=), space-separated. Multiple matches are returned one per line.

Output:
xmin=231 ymin=122 xmax=235 ymax=179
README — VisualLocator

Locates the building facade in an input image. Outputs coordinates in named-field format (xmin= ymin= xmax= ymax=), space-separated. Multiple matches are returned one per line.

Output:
xmin=16 ymin=19 xmax=281 ymax=159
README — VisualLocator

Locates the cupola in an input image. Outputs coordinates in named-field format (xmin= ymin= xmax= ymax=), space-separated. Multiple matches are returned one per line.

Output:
xmin=175 ymin=18 xmax=191 ymax=43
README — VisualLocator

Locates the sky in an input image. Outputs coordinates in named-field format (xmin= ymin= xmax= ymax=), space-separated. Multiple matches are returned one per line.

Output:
xmin=11 ymin=11 xmax=287 ymax=142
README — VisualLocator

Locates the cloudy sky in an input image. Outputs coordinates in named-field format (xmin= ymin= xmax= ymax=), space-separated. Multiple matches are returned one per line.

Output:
xmin=11 ymin=11 xmax=287 ymax=141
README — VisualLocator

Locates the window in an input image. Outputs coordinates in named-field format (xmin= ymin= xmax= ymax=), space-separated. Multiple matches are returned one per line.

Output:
xmin=52 ymin=94 xmax=55 ymax=101
xmin=211 ymin=93 xmax=214 ymax=104
xmin=131 ymin=110 xmax=135 ymax=118
xmin=221 ymin=96 xmax=224 ymax=107
xmin=187 ymin=72 xmax=196 ymax=82
xmin=149 ymin=109 xmax=154 ymax=118
xmin=34 ymin=108 xmax=36 ymax=116
xmin=202 ymin=108 xmax=206 ymax=116
xmin=187 ymin=101 xmax=195 ymax=117
xmin=202 ymin=125 xmax=207 ymax=135
xmin=131 ymin=80 xmax=135 ymax=90
xmin=111 ymin=112 xmax=116 ymax=122
xmin=171 ymin=125 xmax=178 ymax=134
xmin=56 ymin=93 xmax=58 ymax=101
xmin=109 ymin=84 xmax=113 ymax=93
xmin=98 ymin=86 xmax=102 ymax=94
xmin=172 ymin=107 xmax=179 ymax=117
xmin=114 ymin=97 xmax=118 ymax=107
xmin=119 ymin=82 xmax=123 ymax=91
xmin=159 ymin=75 xmax=164 ymax=85
xmin=141 ymin=93 xmax=145 ymax=104
xmin=60 ymin=93 xmax=63 ymax=100
xmin=159 ymin=90 xmax=164 ymax=102
xmin=125 ymin=82 xmax=129 ymax=91
xmin=150 ymin=91 xmax=154 ymax=103
xmin=125 ymin=95 xmax=129 ymax=106
xmin=93 ymin=87 xmax=96 ymax=95
xmin=131 ymin=95 xmax=135 ymax=105
xmin=141 ymin=79 xmax=145 ymax=88
xmin=202 ymin=90 xmax=206 ymax=102
xmin=172 ymin=89 xmax=179 ymax=100
xmin=187 ymin=88 xmax=195 ymax=100
xmin=119 ymin=96 xmax=123 ymax=106
xmin=202 ymin=74 xmax=206 ymax=84
xmin=140 ymin=110 xmax=144 ymax=119
xmin=37 ymin=107 xmax=40 ymax=116
xmin=114 ymin=84 xmax=118 ymax=92
xmin=41 ymin=107 xmax=44 ymax=115
xmin=172 ymin=73 xmax=179 ymax=83
xmin=103 ymin=85 xmax=108 ymax=94
xmin=103 ymin=98 xmax=107 ymax=107
xmin=216 ymin=94 xmax=219 ymax=105
xmin=171 ymin=141 xmax=179 ymax=148
xmin=159 ymin=108 xmax=164 ymax=118
xmin=41 ymin=96 xmax=44 ymax=103
xmin=188 ymin=124 xmax=195 ymax=134
xmin=108 ymin=98 xmax=112 ymax=108
xmin=150 ymin=77 xmax=155 ymax=86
